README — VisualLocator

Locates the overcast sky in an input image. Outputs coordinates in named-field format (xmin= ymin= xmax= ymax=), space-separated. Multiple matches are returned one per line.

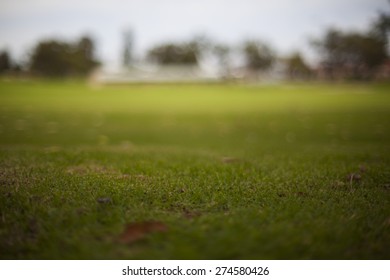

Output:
xmin=0 ymin=0 xmax=388 ymax=67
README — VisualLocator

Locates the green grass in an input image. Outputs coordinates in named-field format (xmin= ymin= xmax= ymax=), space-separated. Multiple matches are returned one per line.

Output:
xmin=0 ymin=80 xmax=389 ymax=259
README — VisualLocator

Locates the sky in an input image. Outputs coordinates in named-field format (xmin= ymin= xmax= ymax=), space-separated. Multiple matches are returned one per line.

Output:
xmin=0 ymin=0 xmax=389 ymax=68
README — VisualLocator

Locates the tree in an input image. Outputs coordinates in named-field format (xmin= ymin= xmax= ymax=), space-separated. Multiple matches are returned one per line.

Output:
xmin=243 ymin=41 xmax=275 ymax=71
xmin=0 ymin=50 xmax=11 ymax=74
xmin=77 ymin=36 xmax=94 ymax=63
xmin=30 ymin=36 xmax=99 ymax=77
xmin=313 ymin=7 xmax=390 ymax=80
xmin=285 ymin=52 xmax=312 ymax=80
xmin=371 ymin=9 xmax=390 ymax=54
xmin=30 ymin=41 xmax=71 ymax=77
xmin=147 ymin=42 xmax=199 ymax=65
xmin=313 ymin=29 xmax=387 ymax=79
xmin=74 ymin=36 xmax=100 ymax=74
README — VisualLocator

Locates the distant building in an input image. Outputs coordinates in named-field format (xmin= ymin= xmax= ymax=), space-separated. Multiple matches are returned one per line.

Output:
xmin=91 ymin=59 xmax=289 ymax=84
xmin=229 ymin=60 xmax=287 ymax=83
xmin=90 ymin=63 xmax=220 ymax=84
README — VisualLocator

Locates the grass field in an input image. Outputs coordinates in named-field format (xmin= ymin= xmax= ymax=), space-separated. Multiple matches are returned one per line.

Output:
xmin=0 ymin=81 xmax=389 ymax=259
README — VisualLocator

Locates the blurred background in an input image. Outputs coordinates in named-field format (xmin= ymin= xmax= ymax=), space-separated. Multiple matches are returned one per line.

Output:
xmin=1 ymin=1 xmax=390 ymax=260
xmin=0 ymin=0 xmax=389 ymax=83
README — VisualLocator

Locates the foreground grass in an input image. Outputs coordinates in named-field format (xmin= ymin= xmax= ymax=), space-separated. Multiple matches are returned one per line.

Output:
xmin=0 ymin=81 xmax=389 ymax=259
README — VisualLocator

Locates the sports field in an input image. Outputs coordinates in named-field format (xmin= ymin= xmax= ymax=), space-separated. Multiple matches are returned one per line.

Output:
xmin=0 ymin=81 xmax=389 ymax=259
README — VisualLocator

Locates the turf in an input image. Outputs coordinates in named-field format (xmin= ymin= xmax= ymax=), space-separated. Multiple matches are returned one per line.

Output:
xmin=0 ymin=81 xmax=389 ymax=259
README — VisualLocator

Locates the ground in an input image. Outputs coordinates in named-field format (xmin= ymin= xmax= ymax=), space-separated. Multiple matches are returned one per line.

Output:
xmin=0 ymin=81 xmax=389 ymax=259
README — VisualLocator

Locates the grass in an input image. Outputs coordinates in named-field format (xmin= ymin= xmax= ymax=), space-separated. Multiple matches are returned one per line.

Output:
xmin=0 ymin=80 xmax=389 ymax=259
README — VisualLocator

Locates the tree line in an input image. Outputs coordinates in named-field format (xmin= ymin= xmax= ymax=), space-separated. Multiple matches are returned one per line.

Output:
xmin=0 ymin=9 xmax=389 ymax=80
xmin=0 ymin=36 xmax=100 ymax=78
xmin=312 ymin=10 xmax=390 ymax=80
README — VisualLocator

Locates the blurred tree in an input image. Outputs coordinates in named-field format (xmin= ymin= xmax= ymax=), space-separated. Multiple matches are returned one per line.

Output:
xmin=30 ymin=41 xmax=71 ymax=77
xmin=74 ymin=36 xmax=100 ymax=74
xmin=371 ymin=9 xmax=390 ymax=54
xmin=285 ymin=52 xmax=312 ymax=80
xmin=189 ymin=35 xmax=212 ymax=54
xmin=77 ymin=36 xmax=94 ymax=62
xmin=30 ymin=36 xmax=99 ymax=77
xmin=243 ymin=41 xmax=275 ymax=71
xmin=147 ymin=42 xmax=199 ymax=65
xmin=0 ymin=50 xmax=12 ymax=74
xmin=122 ymin=30 xmax=134 ymax=68
xmin=314 ymin=29 xmax=387 ymax=79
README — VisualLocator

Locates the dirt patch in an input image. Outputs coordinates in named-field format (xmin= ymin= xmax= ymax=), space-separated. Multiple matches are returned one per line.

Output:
xmin=0 ymin=167 xmax=38 ymax=190
xmin=66 ymin=164 xmax=120 ymax=176
xmin=221 ymin=157 xmax=240 ymax=164
xmin=118 ymin=221 xmax=168 ymax=244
